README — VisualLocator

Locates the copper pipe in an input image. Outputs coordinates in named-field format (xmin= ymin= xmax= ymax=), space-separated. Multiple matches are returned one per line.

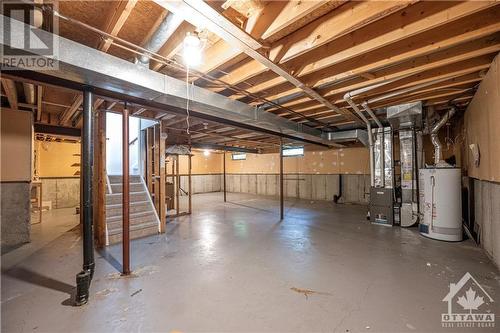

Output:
xmin=122 ymin=106 xmax=130 ymax=275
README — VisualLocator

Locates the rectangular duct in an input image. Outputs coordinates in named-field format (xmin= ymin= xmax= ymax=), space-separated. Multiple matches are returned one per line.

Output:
xmin=387 ymin=101 xmax=423 ymax=129
xmin=323 ymin=129 xmax=368 ymax=147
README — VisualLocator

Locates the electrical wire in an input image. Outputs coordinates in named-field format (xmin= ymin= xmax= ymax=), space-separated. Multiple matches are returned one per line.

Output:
xmin=186 ymin=65 xmax=191 ymax=135
xmin=44 ymin=6 xmax=334 ymax=130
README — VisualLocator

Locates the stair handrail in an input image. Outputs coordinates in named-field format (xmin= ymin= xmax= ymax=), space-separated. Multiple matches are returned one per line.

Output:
xmin=106 ymin=173 xmax=113 ymax=194
xmin=140 ymin=175 xmax=162 ymax=232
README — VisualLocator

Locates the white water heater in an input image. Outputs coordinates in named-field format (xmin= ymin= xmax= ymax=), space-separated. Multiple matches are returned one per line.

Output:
xmin=419 ymin=168 xmax=462 ymax=241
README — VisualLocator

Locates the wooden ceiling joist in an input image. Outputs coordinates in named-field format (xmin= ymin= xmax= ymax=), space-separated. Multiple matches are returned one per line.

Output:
xmin=6 ymin=1 xmax=499 ymax=151
xmin=98 ymin=0 xmax=138 ymax=52
xmin=1 ymin=78 xmax=18 ymax=110
xmin=237 ymin=2 xmax=499 ymax=101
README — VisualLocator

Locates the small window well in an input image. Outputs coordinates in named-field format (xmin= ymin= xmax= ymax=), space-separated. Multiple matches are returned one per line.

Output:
xmin=282 ymin=147 xmax=304 ymax=157
xmin=232 ymin=153 xmax=246 ymax=160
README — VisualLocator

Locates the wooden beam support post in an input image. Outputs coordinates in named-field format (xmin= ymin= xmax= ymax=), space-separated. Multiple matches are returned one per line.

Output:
xmin=95 ymin=110 xmax=106 ymax=248
xmin=122 ymin=105 xmax=130 ymax=275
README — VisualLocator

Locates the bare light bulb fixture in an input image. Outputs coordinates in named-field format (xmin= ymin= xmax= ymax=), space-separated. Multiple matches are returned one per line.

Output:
xmin=203 ymin=149 xmax=210 ymax=157
xmin=183 ymin=32 xmax=202 ymax=67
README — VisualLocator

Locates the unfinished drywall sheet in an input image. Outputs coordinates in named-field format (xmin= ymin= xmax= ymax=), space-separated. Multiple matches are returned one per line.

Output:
xmin=1 ymin=109 xmax=32 ymax=181
xmin=465 ymin=54 xmax=500 ymax=182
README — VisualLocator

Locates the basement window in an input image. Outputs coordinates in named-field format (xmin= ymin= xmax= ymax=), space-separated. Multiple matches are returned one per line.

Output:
xmin=282 ymin=147 xmax=304 ymax=157
xmin=232 ymin=153 xmax=247 ymax=160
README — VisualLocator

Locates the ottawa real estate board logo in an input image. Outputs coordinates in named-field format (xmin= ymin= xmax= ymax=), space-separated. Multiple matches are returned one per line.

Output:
xmin=1 ymin=1 xmax=58 ymax=70
xmin=442 ymin=272 xmax=495 ymax=328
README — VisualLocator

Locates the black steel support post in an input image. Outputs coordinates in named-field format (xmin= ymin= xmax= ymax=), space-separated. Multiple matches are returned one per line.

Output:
xmin=75 ymin=89 xmax=95 ymax=306
xmin=122 ymin=105 xmax=131 ymax=275
xmin=280 ymin=138 xmax=284 ymax=220
xmin=223 ymin=150 xmax=226 ymax=202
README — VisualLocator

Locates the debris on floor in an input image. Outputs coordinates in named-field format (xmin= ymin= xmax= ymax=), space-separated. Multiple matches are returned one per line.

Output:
xmin=107 ymin=265 xmax=159 ymax=279
xmin=95 ymin=288 xmax=117 ymax=299
xmin=290 ymin=287 xmax=332 ymax=299
xmin=130 ymin=289 xmax=143 ymax=297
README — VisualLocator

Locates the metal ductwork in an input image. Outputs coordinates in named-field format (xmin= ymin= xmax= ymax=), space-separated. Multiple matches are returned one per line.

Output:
xmin=430 ymin=107 xmax=456 ymax=166
xmin=344 ymin=92 xmax=376 ymax=186
xmin=1 ymin=15 xmax=343 ymax=148
xmin=323 ymin=129 xmax=369 ymax=147
xmin=136 ymin=13 xmax=183 ymax=66
xmin=386 ymin=101 xmax=423 ymax=129
xmin=22 ymin=82 xmax=35 ymax=104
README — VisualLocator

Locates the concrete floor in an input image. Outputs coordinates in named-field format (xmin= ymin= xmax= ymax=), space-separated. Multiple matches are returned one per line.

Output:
xmin=2 ymin=192 xmax=499 ymax=332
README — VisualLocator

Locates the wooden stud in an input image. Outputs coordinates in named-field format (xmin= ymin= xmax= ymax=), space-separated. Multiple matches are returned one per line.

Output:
xmin=95 ymin=110 xmax=106 ymax=248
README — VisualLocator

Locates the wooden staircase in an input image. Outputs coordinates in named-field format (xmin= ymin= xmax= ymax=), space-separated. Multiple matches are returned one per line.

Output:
xmin=105 ymin=175 xmax=160 ymax=245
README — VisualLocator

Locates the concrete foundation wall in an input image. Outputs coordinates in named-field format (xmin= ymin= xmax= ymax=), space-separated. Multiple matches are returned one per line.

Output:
xmin=228 ymin=173 xmax=369 ymax=204
xmin=473 ymin=179 xmax=500 ymax=267
xmin=1 ymin=182 xmax=31 ymax=251
xmin=41 ymin=178 xmax=80 ymax=209
xmin=180 ymin=174 xmax=222 ymax=194
xmin=177 ymin=174 xmax=369 ymax=204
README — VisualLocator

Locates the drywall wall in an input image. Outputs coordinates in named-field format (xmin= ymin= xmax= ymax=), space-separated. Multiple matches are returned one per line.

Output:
xmin=0 ymin=109 xmax=32 ymax=250
xmin=225 ymin=147 xmax=370 ymax=175
xmin=36 ymin=141 xmax=81 ymax=178
xmin=464 ymin=54 xmax=500 ymax=182
xmin=1 ymin=109 xmax=32 ymax=182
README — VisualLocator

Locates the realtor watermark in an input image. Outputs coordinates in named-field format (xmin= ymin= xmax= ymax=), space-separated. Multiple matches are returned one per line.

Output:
xmin=442 ymin=272 xmax=495 ymax=329
xmin=1 ymin=0 xmax=58 ymax=70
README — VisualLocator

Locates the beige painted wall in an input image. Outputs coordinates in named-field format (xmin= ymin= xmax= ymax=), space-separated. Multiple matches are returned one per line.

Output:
xmin=37 ymin=141 xmax=81 ymax=178
xmin=0 ymin=109 xmax=32 ymax=182
xmin=178 ymin=152 xmax=223 ymax=174
xmin=464 ymin=54 xmax=500 ymax=182
xmin=226 ymin=147 xmax=370 ymax=174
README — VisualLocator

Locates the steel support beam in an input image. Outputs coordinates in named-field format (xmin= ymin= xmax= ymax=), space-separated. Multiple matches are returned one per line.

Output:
xmin=191 ymin=143 xmax=259 ymax=154
xmin=0 ymin=14 xmax=339 ymax=148
xmin=279 ymin=138 xmax=284 ymax=220
xmin=75 ymin=89 xmax=95 ymax=306
xmin=223 ymin=150 xmax=226 ymax=203
xmin=34 ymin=123 xmax=81 ymax=137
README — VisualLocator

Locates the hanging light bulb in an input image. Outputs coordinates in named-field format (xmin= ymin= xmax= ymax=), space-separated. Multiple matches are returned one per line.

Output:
xmin=183 ymin=32 xmax=202 ymax=67
xmin=203 ymin=149 xmax=210 ymax=157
